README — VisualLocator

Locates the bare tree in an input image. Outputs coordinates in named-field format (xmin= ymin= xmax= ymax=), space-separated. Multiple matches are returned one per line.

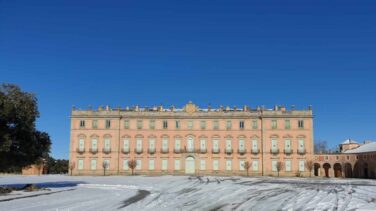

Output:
xmin=69 ymin=162 xmax=75 ymax=176
xmin=243 ymin=161 xmax=251 ymax=177
xmin=276 ymin=161 xmax=284 ymax=177
xmin=102 ymin=161 xmax=109 ymax=176
xmin=305 ymin=160 xmax=314 ymax=177
xmin=128 ymin=159 xmax=137 ymax=175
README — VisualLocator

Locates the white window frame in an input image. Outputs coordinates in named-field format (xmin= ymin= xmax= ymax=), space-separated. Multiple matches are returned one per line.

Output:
xmin=78 ymin=159 xmax=84 ymax=170
xmin=90 ymin=159 xmax=96 ymax=170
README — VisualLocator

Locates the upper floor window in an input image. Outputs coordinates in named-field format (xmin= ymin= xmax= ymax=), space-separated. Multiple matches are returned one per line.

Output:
xmin=92 ymin=120 xmax=97 ymax=129
xmin=239 ymin=120 xmax=245 ymax=129
xmin=226 ymin=120 xmax=232 ymax=130
xmin=285 ymin=120 xmax=290 ymax=129
xmin=271 ymin=120 xmax=277 ymax=129
xmin=175 ymin=120 xmax=180 ymax=129
xmin=200 ymin=120 xmax=206 ymax=129
xmin=163 ymin=120 xmax=168 ymax=129
xmin=124 ymin=120 xmax=130 ymax=129
xmin=149 ymin=120 xmax=155 ymax=129
xmin=105 ymin=120 xmax=111 ymax=129
xmin=187 ymin=120 xmax=193 ymax=129
xmin=79 ymin=120 xmax=85 ymax=128
xmin=298 ymin=120 xmax=304 ymax=129
xmin=137 ymin=120 xmax=143 ymax=129
xmin=213 ymin=120 xmax=219 ymax=130
xmin=252 ymin=120 xmax=258 ymax=129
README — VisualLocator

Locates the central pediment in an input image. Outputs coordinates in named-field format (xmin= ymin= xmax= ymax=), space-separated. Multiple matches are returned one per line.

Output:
xmin=183 ymin=101 xmax=198 ymax=114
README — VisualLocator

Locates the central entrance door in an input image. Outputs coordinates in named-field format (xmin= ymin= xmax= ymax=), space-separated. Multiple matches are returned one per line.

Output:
xmin=185 ymin=157 xmax=195 ymax=174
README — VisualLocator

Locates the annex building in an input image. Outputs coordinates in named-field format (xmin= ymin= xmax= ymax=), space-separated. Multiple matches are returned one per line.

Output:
xmin=69 ymin=102 xmax=314 ymax=177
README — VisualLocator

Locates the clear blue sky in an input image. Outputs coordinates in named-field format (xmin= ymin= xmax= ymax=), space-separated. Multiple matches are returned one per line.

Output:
xmin=1 ymin=0 xmax=375 ymax=159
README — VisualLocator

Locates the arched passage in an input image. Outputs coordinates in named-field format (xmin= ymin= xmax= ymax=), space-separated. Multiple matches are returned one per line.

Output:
xmin=333 ymin=163 xmax=342 ymax=178
xmin=185 ymin=156 xmax=195 ymax=174
xmin=344 ymin=163 xmax=352 ymax=178
xmin=364 ymin=163 xmax=369 ymax=178
xmin=314 ymin=163 xmax=320 ymax=176
xmin=323 ymin=163 xmax=331 ymax=177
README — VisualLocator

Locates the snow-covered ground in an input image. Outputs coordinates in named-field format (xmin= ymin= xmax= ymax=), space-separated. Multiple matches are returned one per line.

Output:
xmin=1 ymin=175 xmax=376 ymax=211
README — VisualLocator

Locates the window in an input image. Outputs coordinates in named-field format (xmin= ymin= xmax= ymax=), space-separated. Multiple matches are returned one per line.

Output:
xmin=91 ymin=159 xmax=97 ymax=170
xmin=136 ymin=138 xmax=142 ymax=152
xmin=123 ymin=138 xmax=129 ymax=151
xmin=124 ymin=120 xmax=130 ymax=129
xmin=271 ymin=120 xmax=277 ymax=129
xmin=163 ymin=120 xmax=168 ymax=129
xmin=285 ymin=139 xmax=291 ymax=151
xmin=175 ymin=138 xmax=181 ymax=151
xmin=252 ymin=139 xmax=258 ymax=152
xmin=187 ymin=120 xmax=193 ymax=129
xmin=239 ymin=120 xmax=245 ymax=129
xmin=149 ymin=159 xmax=155 ymax=170
xmin=299 ymin=160 xmax=305 ymax=172
xmin=252 ymin=160 xmax=259 ymax=171
xmin=78 ymin=159 xmax=84 ymax=170
xmin=105 ymin=120 xmax=111 ymax=129
xmin=226 ymin=160 xmax=232 ymax=171
xmin=149 ymin=138 xmax=156 ymax=151
xmin=271 ymin=139 xmax=278 ymax=150
xmin=79 ymin=120 xmax=85 ymax=128
xmin=162 ymin=160 xmax=168 ymax=170
xmin=200 ymin=138 xmax=206 ymax=150
xmin=272 ymin=160 xmax=277 ymax=172
xmin=226 ymin=120 xmax=232 ymax=129
xmin=162 ymin=137 xmax=168 ymax=151
xmin=174 ymin=160 xmax=180 ymax=170
xmin=92 ymin=120 xmax=97 ymax=129
xmin=285 ymin=160 xmax=291 ymax=171
xmin=213 ymin=160 xmax=219 ymax=171
xmin=298 ymin=139 xmax=305 ymax=151
xmin=239 ymin=160 xmax=245 ymax=171
xmin=137 ymin=120 xmax=143 ymax=129
xmin=103 ymin=160 xmax=110 ymax=169
xmin=91 ymin=138 xmax=97 ymax=150
xmin=285 ymin=120 xmax=290 ymax=129
xmin=213 ymin=120 xmax=219 ymax=130
xmin=298 ymin=120 xmax=304 ymax=129
xmin=252 ymin=120 xmax=258 ymax=129
xmin=136 ymin=160 xmax=142 ymax=170
xmin=123 ymin=160 xmax=129 ymax=170
xmin=226 ymin=139 xmax=232 ymax=151
xmin=149 ymin=120 xmax=155 ymax=129
xmin=200 ymin=160 xmax=206 ymax=170
xmin=104 ymin=137 xmax=111 ymax=150
xmin=78 ymin=138 xmax=85 ymax=150
xmin=239 ymin=138 xmax=245 ymax=151
xmin=175 ymin=120 xmax=180 ymax=129
xmin=200 ymin=120 xmax=206 ymax=129
xmin=213 ymin=139 xmax=219 ymax=152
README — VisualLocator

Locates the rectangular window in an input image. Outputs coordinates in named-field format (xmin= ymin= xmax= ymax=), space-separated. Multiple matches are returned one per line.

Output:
xmin=299 ymin=160 xmax=305 ymax=172
xmin=298 ymin=120 xmax=304 ymax=129
xmin=136 ymin=138 xmax=142 ymax=151
xmin=226 ymin=139 xmax=232 ymax=151
xmin=149 ymin=159 xmax=155 ymax=170
xmin=149 ymin=138 xmax=155 ymax=151
xmin=78 ymin=159 xmax=84 ymax=170
xmin=123 ymin=138 xmax=129 ymax=151
xmin=162 ymin=137 xmax=168 ymax=151
xmin=188 ymin=120 xmax=193 ymax=129
xmin=239 ymin=138 xmax=245 ymax=151
xmin=123 ymin=160 xmax=129 ymax=170
xmin=271 ymin=120 xmax=277 ymax=129
xmin=239 ymin=160 xmax=245 ymax=171
xmin=226 ymin=160 xmax=232 ymax=171
xmin=124 ymin=120 xmax=130 ymax=129
xmin=271 ymin=139 xmax=278 ymax=150
xmin=252 ymin=120 xmax=258 ymax=129
xmin=285 ymin=120 xmax=291 ymax=129
xmin=175 ymin=138 xmax=181 ymax=150
xmin=213 ymin=120 xmax=219 ymax=130
xmin=163 ymin=120 xmax=168 ymax=129
xmin=298 ymin=139 xmax=305 ymax=150
xmin=79 ymin=138 xmax=85 ymax=150
xmin=105 ymin=120 xmax=111 ymax=129
xmin=175 ymin=120 xmax=180 ymax=129
xmin=285 ymin=139 xmax=291 ymax=151
xmin=200 ymin=120 xmax=206 ymax=129
xmin=239 ymin=120 xmax=245 ymax=129
xmin=136 ymin=160 xmax=142 ymax=170
xmin=91 ymin=138 xmax=98 ymax=150
xmin=213 ymin=160 xmax=219 ymax=171
xmin=285 ymin=160 xmax=291 ymax=171
xmin=200 ymin=139 xmax=206 ymax=150
xmin=272 ymin=160 xmax=277 ymax=172
xmin=252 ymin=160 xmax=259 ymax=171
xmin=226 ymin=120 xmax=232 ymax=129
xmin=103 ymin=160 xmax=110 ymax=169
xmin=92 ymin=120 xmax=97 ymax=129
xmin=213 ymin=139 xmax=219 ymax=151
xmin=79 ymin=120 xmax=85 ymax=128
xmin=200 ymin=160 xmax=206 ymax=170
xmin=91 ymin=159 xmax=97 ymax=170
xmin=162 ymin=160 xmax=168 ymax=170
xmin=252 ymin=139 xmax=258 ymax=151
xmin=174 ymin=159 xmax=180 ymax=170
xmin=104 ymin=138 xmax=111 ymax=150
xmin=137 ymin=120 xmax=143 ymax=129
xmin=149 ymin=120 xmax=155 ymax=129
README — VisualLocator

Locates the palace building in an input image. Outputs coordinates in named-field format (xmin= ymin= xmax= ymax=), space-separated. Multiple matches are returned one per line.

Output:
xmin=69 ymin=101 xmax=314 ymax=176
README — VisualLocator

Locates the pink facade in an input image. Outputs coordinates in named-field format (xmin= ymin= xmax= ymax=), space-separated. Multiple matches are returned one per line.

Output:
xmin=69 ymin=102 xmax=314 ymax=176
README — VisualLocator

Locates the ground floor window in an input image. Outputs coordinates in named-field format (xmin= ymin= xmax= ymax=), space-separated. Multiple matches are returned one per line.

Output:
xmin=136 ymin=160 xmax=142 ymax=170
xmin=226 ymin=160 xmax=232 ymax=171
xmin=174 ymin=159 xmax=180 ymax=170
xmin=162 ymin=159 xmax=168 ymax=170
xmin=272 ymin=160 xmax=277 ymax=172
xmin=103 ymin=160 xmax=110 ymax=169
xmin=78 ymin=159 xmax=84 ymax=170
xmin=90 ymin=159 xmax=96 ymax=170
xmin=149 ymin=159 xmax=155 ymax=170
xmin=252 ymin=160 xmax=258 ymax=171
xmin=213 ymin=160 xmax=219 ymax=171
xmin=285 ymin=160 xmax=291 ymax=172
xmin=123 ymin=159 xmax=129 ymax=170
xmin=299 ymin=160 xmax=305 ymax=172
xmin=200 ymin=160 xmax=206 ymax=170
xmin=239 ymin=160 xmax=245 ymax=171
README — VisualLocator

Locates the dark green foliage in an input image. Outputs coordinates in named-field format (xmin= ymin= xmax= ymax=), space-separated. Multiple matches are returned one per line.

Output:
xmin=0 ymin=84 xmax=51 ymax=172
xmin=46 ymin=157 xmax=68 ymax=174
